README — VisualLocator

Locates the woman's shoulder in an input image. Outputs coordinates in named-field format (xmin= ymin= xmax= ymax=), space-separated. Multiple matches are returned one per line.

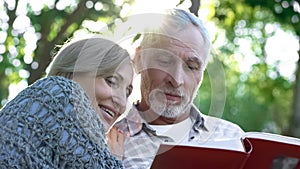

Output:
xmin=0 ymin=76 xmax=123 ymax=168
xmin=34 ymin=76 xmax=82 ymax=94
xmin=28 ymin=76 xmax=89 ymax=103
xmin=1 ymin=76 xmax=88 ymax=116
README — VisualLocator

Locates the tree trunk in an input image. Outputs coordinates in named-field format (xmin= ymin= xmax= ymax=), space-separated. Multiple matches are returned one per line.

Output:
xmin=189 ymin=0 xmax=200 ymax=16
xmin=27 ymin=0 xmax=94 ymax=84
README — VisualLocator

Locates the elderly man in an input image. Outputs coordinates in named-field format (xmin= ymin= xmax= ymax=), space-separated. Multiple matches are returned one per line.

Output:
xmin=116 ymin=8 xmax=245 ymax=169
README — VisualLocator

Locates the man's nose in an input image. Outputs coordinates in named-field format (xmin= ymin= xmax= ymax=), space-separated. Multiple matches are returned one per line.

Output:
xmin=168 ymin=65 xmax=184 ymax=88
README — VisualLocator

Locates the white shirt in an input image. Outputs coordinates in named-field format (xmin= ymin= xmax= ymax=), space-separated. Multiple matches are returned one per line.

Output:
xmin=150 ymin=117 xmax=192 ymax=143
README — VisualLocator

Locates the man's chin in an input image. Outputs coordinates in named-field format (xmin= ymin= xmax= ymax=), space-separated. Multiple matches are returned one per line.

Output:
xmin=160 ymin=111 xmax=183 ymax=120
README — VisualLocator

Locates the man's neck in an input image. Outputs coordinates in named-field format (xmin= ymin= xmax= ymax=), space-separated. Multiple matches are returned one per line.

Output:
xmin=149 ymin=113 xmax=190 ymax=125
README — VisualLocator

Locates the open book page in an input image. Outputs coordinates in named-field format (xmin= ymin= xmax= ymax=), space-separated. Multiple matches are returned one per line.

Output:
xmin=173 ymin=137 xmax=246 ymax=152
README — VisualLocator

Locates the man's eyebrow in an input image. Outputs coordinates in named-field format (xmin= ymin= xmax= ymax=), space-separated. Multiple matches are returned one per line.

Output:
xmin=185 ymin=55 xmax=203 ymax=66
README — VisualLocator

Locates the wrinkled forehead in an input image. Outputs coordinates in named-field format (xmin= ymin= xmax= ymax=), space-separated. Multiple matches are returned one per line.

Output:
xmin=140 ymin=34 xmax=206 ymax=65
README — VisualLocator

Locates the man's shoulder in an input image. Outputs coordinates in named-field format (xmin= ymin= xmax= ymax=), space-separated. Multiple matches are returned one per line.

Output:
xmin=203 ymin=113 xmax=242 ymax=129
xmin=190 ymin=105 xmax=243 ymax=134
xmin=200 ymin=113 xmax=244 ymax=137
xmin=188 ymin=111 xmax=245 ymax=151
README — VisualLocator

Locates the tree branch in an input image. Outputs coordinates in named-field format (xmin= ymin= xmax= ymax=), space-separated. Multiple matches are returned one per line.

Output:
xmin=189 ymin=0 xmax=200 ymax=16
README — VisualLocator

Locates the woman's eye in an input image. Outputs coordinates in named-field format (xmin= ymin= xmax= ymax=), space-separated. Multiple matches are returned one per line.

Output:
xmin=105 ymin=76 xmax=117 ymax=87
xmin=126 ymin=85 xmax=133 ymax=97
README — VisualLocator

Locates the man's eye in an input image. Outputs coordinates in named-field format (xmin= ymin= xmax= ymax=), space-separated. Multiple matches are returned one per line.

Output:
xmin=155 ymin=57 xmax=172 ymax=65
xmin=153 ymin=54 xmax=173 ymax=66
xmin=183 ymin=63 xmax=200 ymax=71
xmin=184 ymin=59 xmax=201 ymax=71
xmin=188 ymin=65 xmax=199 ymax=70
xmin=158 ymin=60 xmax=171 ymax=65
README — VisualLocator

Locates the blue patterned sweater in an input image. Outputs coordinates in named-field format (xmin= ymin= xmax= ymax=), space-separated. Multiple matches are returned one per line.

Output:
xmin=0 ymin=76 xmax=123 ymax=168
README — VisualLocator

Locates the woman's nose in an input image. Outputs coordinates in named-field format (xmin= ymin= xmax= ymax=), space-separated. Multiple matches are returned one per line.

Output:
xmin=113 ymin=89 xmax=127 ymax=112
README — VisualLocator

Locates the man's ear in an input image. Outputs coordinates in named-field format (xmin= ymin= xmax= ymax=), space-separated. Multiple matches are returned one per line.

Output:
xmin=133 ymin=46 xmax=142 ymax=73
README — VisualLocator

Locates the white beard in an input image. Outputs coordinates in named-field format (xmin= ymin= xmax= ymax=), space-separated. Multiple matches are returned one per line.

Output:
xmin=148 ymin=88 xmax=190 ymax=119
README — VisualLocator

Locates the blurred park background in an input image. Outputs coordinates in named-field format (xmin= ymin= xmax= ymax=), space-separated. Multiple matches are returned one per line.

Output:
xmin=0 ymin=0 xmax=299 ymax=137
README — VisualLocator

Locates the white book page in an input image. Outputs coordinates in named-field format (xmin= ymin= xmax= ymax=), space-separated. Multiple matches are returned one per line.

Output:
xmin=163 ymin=137 xmax=246 ymax=152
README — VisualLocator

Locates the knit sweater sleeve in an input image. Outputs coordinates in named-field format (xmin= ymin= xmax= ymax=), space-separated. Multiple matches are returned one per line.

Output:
xmin=0 ymin=76 xmax=123 ymax=168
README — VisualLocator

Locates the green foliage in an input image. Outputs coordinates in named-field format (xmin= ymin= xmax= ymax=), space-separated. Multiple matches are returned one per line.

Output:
xmin=196 ymin=0 xmax=298 ymax=134
xmin=0 ymin=0 xmax=133 ymax=108
xmin=1 ymin=0 xmax=298 ymax=137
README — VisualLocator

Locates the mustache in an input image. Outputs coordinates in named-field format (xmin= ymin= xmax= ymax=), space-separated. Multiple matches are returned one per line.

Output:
xmin=159 ymin=87 xmax=185 ymax=97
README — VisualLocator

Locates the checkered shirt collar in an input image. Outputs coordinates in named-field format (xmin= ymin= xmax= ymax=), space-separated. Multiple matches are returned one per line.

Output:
xmin=117 ymin=103 xmax=208 ymax=137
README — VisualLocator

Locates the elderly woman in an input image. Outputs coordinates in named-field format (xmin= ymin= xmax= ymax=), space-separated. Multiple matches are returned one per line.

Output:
xmin=0 ymin=37 xmax=133 ymax=168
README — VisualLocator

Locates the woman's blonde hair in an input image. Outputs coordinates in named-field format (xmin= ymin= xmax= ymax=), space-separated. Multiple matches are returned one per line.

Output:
xmin=47 ymin=37 xmax=130 ymax=79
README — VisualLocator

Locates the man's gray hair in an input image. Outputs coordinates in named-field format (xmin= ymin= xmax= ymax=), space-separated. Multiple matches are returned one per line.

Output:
xmin=140 ymin=8 xmax=211 ymax=64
